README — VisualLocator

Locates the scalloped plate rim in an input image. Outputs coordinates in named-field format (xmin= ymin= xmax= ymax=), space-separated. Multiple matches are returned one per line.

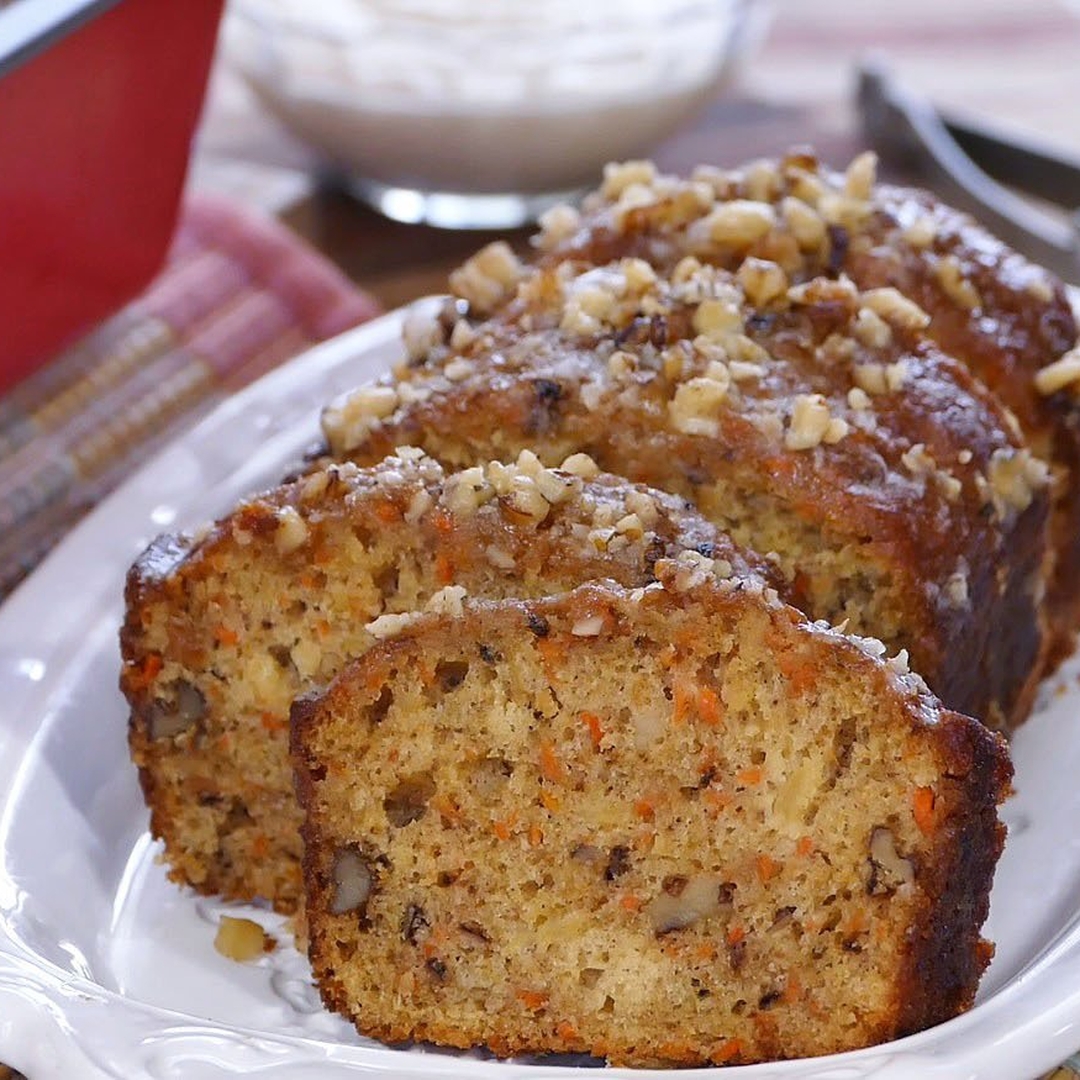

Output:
xmin=1 ymin=305 xmax=1080 ymax=1079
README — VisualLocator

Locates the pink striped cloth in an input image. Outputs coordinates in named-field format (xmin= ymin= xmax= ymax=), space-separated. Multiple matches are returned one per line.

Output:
xmin=0 ymin=194 xmax=381 ymax=601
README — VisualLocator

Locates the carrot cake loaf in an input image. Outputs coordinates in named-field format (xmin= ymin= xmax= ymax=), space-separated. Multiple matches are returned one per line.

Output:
xmin=121 ymin=450 xmax=772 ymax=911
xmin=317 ymin=152 xmax=1073 ymax=732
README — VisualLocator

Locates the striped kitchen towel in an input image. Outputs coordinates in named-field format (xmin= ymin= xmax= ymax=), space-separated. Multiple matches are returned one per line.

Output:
xmin=0 ymin=193 xmax=380 ymax=601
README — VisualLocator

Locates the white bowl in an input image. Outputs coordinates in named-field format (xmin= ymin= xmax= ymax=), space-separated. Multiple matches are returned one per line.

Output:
xmin=224 ymin=0 xmax=765 ymax=226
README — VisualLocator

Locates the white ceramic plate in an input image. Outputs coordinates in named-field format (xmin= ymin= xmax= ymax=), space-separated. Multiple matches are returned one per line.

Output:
xmin=3 ymin=306 xmax=1080 ymax=1080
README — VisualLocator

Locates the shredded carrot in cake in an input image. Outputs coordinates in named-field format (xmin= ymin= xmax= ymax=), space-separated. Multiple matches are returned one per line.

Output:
xmin=580 ymin=710 xmax=604 ymax=749
xmin=913 ymin=786 xmax=936 ymax=835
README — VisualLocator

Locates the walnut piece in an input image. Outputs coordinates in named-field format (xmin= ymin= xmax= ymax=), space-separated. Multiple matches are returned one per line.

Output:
xmin=867 ymin=826 xmax=915 ymax=896
xmin=214 ymin=916 xmax=273 ymax=961
xmin=330 ymin=848 xmax=376 ymax=916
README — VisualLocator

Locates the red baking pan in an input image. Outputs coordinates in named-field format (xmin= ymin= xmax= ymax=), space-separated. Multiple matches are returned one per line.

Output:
xmin=0 ymin=0 xmax=225 ymax=395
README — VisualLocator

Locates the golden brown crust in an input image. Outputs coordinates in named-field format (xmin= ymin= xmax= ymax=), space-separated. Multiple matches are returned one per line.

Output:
xmin=848 ymin=183 xmax=1080 ymax=664
xmin=324 ymin=154 xmax=1060 ymax=731
xmin=294 ymin=571 xmax=1010 ymax=1066
xmin=555 ymin=159 xmax=1080 ymax=667
xmin=120 ymin=452 xmax=772 ymax=911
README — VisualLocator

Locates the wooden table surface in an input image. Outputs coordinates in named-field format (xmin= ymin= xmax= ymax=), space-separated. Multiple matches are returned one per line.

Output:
xmin=5 ymin=0 xmax=1080 ymax=1077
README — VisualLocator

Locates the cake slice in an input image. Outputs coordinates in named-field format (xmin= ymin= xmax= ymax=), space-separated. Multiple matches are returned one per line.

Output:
xmin=121 ymin=449 xmax=774 ymax=912
xmin=318 ymin=153 xmax=1058 ymax=733
xmin=293 ymin=557 xmax=1011 ymax=1067
xmin=549 ymin=149 xmax=1080 ymax=664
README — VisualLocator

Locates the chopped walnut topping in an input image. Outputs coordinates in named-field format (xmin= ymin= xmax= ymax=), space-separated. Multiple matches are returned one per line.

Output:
xmin=443 ymin=357 xmax=474 ymax=382
xmin=743 ymin=158 xmax=781 ymax=202
xmin=474 ymin=454 xmax=580 ymax=522
xmin=662 ymin=343 xmax=691 ymax=381
xmin=824 ymin=416 xmax=850 ymax=443
xmin=692 ymin=297 xmax=742 ymax=338
xmin=601 ymin=159 xmax=658 ymax=200
xmin=580 ymin=380 xmax=604 ymax=412
xmin=670 ymin=373 xmax=730 ymax=437
xmin=728 ymin=358 xmax=766 ymax=381
xmin=936 ymin=472 xmax=962 ymax=501
xmin=843 ymin=151 xmax=877 ymax=201
xmin=397 ymin=381 xmax=433 ymax=406
xmin=852 ymin=364 xmax=887 ymax=396
xmin=847 ymin=387 xmax=872 ymax=411
xmin=861 ymin=287 xmax=931 ymax=332
xmin=366 ymin=612 xmax=422 ymax=640
xmin=780 ymin=195 xmax=827 ymax=251
xmin=787 ymin=275 xmax=859 ymax=309
xmin=901 ymin=443 xmax=935 ymax=476
xmin=443 ymin=466 xmax=493 ymax=516
xmin=752 ymin=411 xmax=785 ymax=441
xmin=561 ymin=288 xmax=612 ymax=336
xmin=885 ymin=648 xmax=911 ymax=673
xmin=985 ymin=448 xmax=1050 ymax=514
xmin=231 ymin=522 xmax=253 ymax=546
xmin=737 ymin=258 xmax=788 ymax=307
xmin=817 ymin=189 xmax=871 ymax=230
xmin=691 ymin=163 xmax=737 ymax=198
xmin=401 ymin=305 xmax=446 ymax=363
xmin=536 ymin=202 xmax=582 ymax=248
xmin=1034 ymin=348 xmax=1080 ymax=396
xmin=934 ymin=254 xmax=982 ymax=310
xmin=426 ymin=585 xmax=468 ymax=617
xmin=697 ymin=199 xmax=777 ymax=248
xmin=853 ymin=307 xmax=892 ymax=349
xmin=332 ymin=461 xmax=362 ymax=482
xmin=785 ymin=393 xmax=847 ymax=450
xmin=449 ymin=318 xmax=477 ymax=351
xmin=612 ymin=181 xmax=661 ymax=224
xmin=274 ymin=505 xmax=309 ymax=555
xmin=405 ymin=487 xmax=434 ymax=524
xmin=787 ymin=166 xmax=827 ymax=206
xmin=560 ymin=453 xmax=601 ymax=480
xmin=817 ymin=333 xmax=856 ymax=365
xmin=531 ymin=465 xmax=579 ymax=505
xmin=322 ymin=384 xmax=399 ymax=454
xmin=625 ymin=488 xmax=660 ymax=527
xmin=614 ymin=513 xmax=644 ymax=540
xmin=500 ymin=477 xmax=552 ymax=526
xmin=944 ymin=568 xmax=970 ymax=607
xmin=672 ymin=255 xmax=704 ymax=285
xmin=587 ymin=526 xmax=615 ymax=552
xmin=607 ymin=350 xmax=636 ymax=378
xmin=449 ymin=241 xmax=523 ymax=315
xmin=664 ymin=550 xmax=718 ymax=591
xmin=300 ymin=470 xmax=330 ymax=502
xmin=561 ymin=259 xmax=657 ymax=336
xmin=514 ymin=448 xmax=544 ymax=480
xmin=902 ymin=216 xmax=937 ymax=249
xmin=622 ymin=257 xmax=658 ymax=293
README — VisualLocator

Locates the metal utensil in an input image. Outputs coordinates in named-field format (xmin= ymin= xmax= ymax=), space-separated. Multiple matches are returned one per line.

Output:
xmin=856 ymin=59 xmax=1080 ymax=280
